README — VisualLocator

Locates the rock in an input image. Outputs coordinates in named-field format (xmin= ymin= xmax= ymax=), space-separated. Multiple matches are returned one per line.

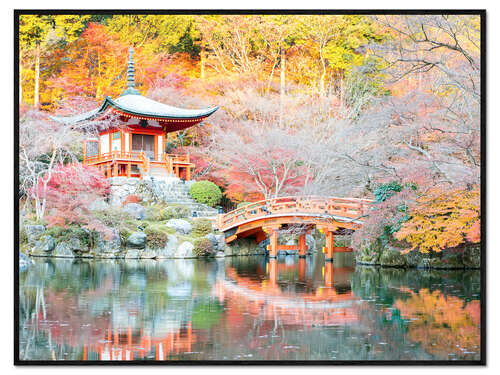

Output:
xmin=126 ymin=232 xmax=147 ymax=249
xmin=175 ymin=241 xmax=194 ymax=258
xmin=124 ymin=249 xmax=141 ymax=259
xmin=53 ymin=242 xmax=76 ymax=258
xmin=141 ymin=248 xmax=158 ymax=259
xmin=31 ymin=235 xmax=55 ymax=256
xmin=229 ymin=237 xmax=261 ymax=255
xmin=157 ymin=235 xmax=178 ymax=258
xmin=205 ymin=233 xmax=218 ymax=250
xmin=24 ymin=224 xmax=45 ymax=245
xmin=355 ymin=241 xmax=382 ymax=265
xmin=379 ymin=248 xmax=407 ymax=267
xmin=166 ymin=219 xmax=192 ymax=235
xmin=123 ymin=203 xmax=146 ymax=220
xmin=463 ymin=244 xmax=481 ymax=269
xmin=94 ymin=229 xmax=121 ymax=254
xmin=89 ymin=198 xmax=109 ymax=211
xmin=420 ymin=252 xmax=464 ymax=269
xmin=215 ymin=234 xmax=226 ymax=251
xmin=215 ymin=251 xmax=225 ymax=258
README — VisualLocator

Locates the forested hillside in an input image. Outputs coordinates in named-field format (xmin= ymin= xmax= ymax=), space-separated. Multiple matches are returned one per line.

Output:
xmin=19 ymin=14 xmax=481 ymax=254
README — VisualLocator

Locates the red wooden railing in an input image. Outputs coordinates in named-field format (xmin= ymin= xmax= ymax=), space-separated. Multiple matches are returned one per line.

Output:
xmin=216 ymin=196 xmax=374 ymax=231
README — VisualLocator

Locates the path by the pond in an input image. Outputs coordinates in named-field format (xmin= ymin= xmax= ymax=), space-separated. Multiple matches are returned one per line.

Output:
xmin=19 ymin=253 xmax=481 ymax=361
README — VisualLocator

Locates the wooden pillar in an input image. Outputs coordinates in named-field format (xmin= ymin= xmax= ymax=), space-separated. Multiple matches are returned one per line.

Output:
xmin=154 ymin=135 xmax=158 ymax=161
xmin=113 ymin=162 xmax=118 ymax=177
xmin=127 ymin=163 xmax=131 ymax=178
xmin=298 ymin=257 xmax=306 ymax=282
xmin=106 ymin=164 xmax=111 ymax=178
xmin=324 ymin=261 xmax=334 ymax=287
xmin=83 ymin=141 xmax=87 ymax=164
xmin=265 ymin=227 xmax=279 ymax=258
xmin=186 ymin=166 xmax=191 ymax=181
xmin=83 ymin=345 xmax=87 ymax=361
xmin=298 ymin=233 xmax=307 ymax=258
xmin=175 ymin=165 xmax=179 ymax=178
xmin=324 ymin=230 xmax=334 ymax=261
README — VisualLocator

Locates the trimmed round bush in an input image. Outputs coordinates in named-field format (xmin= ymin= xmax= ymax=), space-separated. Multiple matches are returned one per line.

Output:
xmin=144 ymin=227 xmax=169 ymax=249
xmin=189 ymin=181 xmax=222 ymax=207
xmin=192 ymin=219 xmax=213 ymax=237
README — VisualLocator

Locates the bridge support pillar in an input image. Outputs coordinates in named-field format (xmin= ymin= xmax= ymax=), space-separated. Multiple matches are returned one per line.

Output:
xmin=298 ymin=234 xmax=308 ymax=258
xmin=324 ymin=230 xmax=335 ymax=262
xmin=264 ymin=225 xmax=280 ymax=258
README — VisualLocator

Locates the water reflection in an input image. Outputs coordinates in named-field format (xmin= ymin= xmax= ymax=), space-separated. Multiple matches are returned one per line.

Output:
xmin=19 ymin=254 xmax=481 ymax=361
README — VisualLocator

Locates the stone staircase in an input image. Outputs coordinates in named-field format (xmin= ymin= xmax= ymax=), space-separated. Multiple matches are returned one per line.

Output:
xmin=147 ymin=175 xmax=219 ymax=218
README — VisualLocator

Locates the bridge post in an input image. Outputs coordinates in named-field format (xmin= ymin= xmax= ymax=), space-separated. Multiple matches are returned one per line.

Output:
xmin=298 ymin=234 xmax=307 ymax=258
xmin=264 ymin=225 xmax=280 ymax=258
xmin=324 ymin=230 xmax=335 ymax=262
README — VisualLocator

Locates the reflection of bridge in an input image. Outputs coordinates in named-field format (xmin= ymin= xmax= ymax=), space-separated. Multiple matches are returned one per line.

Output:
xmin=216 ymin=261 xmax=359 ymax=327
xmin=216 ymin=196 xmax=373 ymax=260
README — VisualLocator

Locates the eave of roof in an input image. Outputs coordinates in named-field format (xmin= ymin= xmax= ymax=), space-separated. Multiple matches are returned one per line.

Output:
xmin=50 ymin=95 xmax=219 ymax=125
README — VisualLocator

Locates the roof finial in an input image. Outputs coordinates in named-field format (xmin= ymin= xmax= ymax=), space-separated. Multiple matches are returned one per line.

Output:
xmin=122 ymin=46 xmax=140 ymax=96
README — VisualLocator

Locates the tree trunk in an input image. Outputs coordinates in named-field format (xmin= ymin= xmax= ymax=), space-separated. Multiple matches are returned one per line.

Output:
xmin=19 ymin=49 xmax=23 ymax=105
xmin=34 ymin=41 xmax=40 ymax=108
xmin=200 ymin=43 xmax=206 ymax=79
xmin=279 ymin=47 xmax=286 ymax=127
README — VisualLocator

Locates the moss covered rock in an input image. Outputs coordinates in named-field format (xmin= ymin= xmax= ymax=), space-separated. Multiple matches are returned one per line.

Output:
xmin=379 ymin=248 xmax=407 ymax=267
xmin=463 ymin=244 xmax=481 ymax=269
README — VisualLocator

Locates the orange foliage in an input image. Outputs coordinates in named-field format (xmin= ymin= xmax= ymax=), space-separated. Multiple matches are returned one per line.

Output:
xmin=395 ymin=187 xmax=480 ymax=253
xmin=394 ymin=289 xmax=480 ymax=358
xmin=122 ymin=194 xmax=142 ymax=205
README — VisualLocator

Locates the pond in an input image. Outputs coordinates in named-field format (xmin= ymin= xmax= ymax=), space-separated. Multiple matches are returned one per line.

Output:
xmin=18 ymin=253 xmax=481 ymax=362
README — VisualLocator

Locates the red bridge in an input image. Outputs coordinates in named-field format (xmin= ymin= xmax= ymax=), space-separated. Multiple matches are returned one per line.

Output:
xmin=216 ymin=196 xmax=373 ymax=261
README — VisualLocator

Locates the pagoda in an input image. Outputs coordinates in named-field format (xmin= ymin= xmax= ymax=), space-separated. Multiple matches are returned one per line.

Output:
xmin=51 ymin=47 xmax=218 ymax=180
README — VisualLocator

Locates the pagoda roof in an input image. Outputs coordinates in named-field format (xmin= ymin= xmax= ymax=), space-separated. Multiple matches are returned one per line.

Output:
xmin=50 ymin=46 xmax=218 ymax=126
xmin=50 ymin=94 xmax=219 ymax=125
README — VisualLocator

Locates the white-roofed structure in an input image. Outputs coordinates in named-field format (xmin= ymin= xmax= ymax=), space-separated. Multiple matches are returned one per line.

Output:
xmin=51 ymin=46 xmax=218 ymax=181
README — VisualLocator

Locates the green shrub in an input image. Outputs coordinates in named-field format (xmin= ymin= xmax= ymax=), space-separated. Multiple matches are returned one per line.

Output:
xmin=45 ymin=225 xmax=94 ymax=248
xmin=20 ymin=227 xmax=28 ymax=244
xmin=193 ymin=238 xmax=214 ymax=257
xmin=189 ymin=181 xmax=222 ymax=207
xmin=192 ymin=219 xmax=213 ymax=237
xmin=144 ymin=227 xmax=169 ymax=249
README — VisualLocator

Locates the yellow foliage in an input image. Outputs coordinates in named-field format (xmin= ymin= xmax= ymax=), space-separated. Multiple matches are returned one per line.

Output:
xmin=395 ymin=187 xmax=480 ymax=253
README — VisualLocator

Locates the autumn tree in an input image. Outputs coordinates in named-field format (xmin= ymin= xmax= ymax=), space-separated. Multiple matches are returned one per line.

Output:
xmin=37 ymin=163 xmax=110 ymax=230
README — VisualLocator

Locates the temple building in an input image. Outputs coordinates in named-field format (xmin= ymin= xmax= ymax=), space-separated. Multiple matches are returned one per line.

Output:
xmin=51 ymin=47 xmax=218 ymax=180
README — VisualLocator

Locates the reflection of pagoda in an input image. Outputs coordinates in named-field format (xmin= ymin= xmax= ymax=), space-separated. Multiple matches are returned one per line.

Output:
xmin=52 ymin=47 xmax=218 ymax=180
xmin=26 ymin=276 xmax=198 ymax=361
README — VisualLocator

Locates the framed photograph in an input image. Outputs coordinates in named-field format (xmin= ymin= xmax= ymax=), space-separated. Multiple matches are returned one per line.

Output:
xmin=14 ymin=9 xmax=485 ymax=365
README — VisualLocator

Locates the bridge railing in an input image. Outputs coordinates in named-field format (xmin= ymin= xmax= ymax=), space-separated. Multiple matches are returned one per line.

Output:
xmin=217 ymin=196 xmax=374 ymax=231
